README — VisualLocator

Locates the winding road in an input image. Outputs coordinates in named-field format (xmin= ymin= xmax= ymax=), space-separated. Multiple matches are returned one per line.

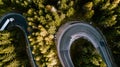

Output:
xmin=0 ymin=13 xmax=36 ymax=67
xmin=0 ymin=13 xmax=117 ymax=67
xmin=56 ymin=21 xmax=117 ymax=67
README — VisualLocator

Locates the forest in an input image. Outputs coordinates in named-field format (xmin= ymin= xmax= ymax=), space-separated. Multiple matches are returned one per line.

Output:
xmin=0 ymin=0 xmax=120 ymax=67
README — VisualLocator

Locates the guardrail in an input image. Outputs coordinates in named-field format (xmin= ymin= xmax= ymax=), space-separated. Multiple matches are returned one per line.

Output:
xmin=56 ymin=21 xmax=117 ymax=67
xmin=0 ymin=13 xmax=36 ymax=67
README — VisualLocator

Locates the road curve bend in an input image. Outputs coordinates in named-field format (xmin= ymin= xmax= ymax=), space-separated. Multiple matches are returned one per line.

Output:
xmin=56 ymin=21 xmax=117 ymax=67
xmin=0 ymin=13 xmax=36 ymax=67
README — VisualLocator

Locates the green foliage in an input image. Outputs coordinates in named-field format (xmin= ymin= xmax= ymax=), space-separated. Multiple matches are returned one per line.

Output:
xmin=13 ymin=0 xmax=74 ymax=66
xmin=0 ymin=0 xmax=3 ymax=5
xmin=0 ymin=30 xmax=31 ymax=67
xmin=0 ymin=31 xmax=18 ymax=67
xmin=71 ymin=38 xmax=106 ymax=67
xmin=1 ymin=0 xmax=120 ymax=67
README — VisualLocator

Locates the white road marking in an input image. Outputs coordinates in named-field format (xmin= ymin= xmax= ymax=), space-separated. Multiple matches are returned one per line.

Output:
xmin=0 ymin=18 xmax=14 ymax=31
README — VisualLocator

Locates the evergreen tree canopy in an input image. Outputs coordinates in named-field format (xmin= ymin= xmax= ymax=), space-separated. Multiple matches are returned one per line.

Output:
xmin=0 ymin=0 xmax=120 ymax=67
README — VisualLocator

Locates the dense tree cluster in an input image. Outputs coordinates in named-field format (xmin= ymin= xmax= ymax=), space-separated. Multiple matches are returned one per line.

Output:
xmin=0 ymin=30 xmax=30 ymax=66
xmin=71 ymin=38 xmax=106 ymax=67
xmin=0 ymin=0 xmax=120 ymax=67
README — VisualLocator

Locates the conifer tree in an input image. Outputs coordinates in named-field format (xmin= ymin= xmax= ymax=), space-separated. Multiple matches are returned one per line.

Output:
xmin=0 ymin=30 xmax=30 ymax=66
xmin=1 ymin=0 xmax=120 ymax=66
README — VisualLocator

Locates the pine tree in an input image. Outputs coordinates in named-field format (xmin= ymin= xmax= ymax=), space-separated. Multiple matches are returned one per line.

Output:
xmin=0 ymin=31 xmax=18 ymax=66
xmin=0 ymin=30 xmax=30 ymax=67
xmin=1 ymin=0 xmax=120 ymax=67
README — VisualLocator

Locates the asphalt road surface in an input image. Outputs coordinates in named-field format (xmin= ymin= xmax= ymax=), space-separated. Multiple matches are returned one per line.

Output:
xmin=56 ymin=21 xmax=117 ymax=67
xmin=0 ymin=13 xmax=36 ymax=67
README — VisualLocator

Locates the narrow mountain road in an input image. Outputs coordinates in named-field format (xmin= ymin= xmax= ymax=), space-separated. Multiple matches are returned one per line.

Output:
xmin=0 ymin=13 xmax=36 ymax=67
xmin=56 ymin=21 xmax=117 ymax=67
